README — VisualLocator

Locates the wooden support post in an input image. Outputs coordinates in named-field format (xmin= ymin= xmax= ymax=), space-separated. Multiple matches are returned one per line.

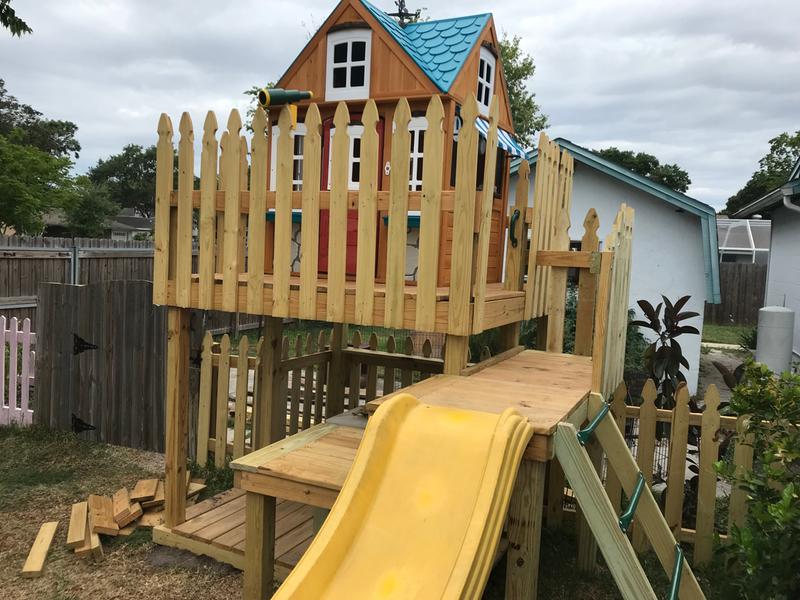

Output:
xmin=164 ymin=308 xmax=190 ymax=528
xmin=576 ymin=437 xmax=603 ymax=572
xmin=254 ymin=317 xmax=284 ymax=449
xmin=545 ymin=459 xmax=564 ymax=527
xmin=443 ymin=334 xmax=469 ymax=375
xmin=505 ymin=459 xmax=546 ymax=600
xmin=243 ymin=491 xmax=276 ymax=600
xmin=326 ymin=323 xmax=348 ymax=418
xmin=534 ymin=316 xmax=548 ymax=350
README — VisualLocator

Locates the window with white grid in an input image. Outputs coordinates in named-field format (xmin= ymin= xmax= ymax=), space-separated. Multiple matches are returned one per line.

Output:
xmin=408 ymin=117 xmax=427 ymax=191
xmin=476 ymin=46 xmax=495 ymax=115
xmin=269 ymin=123 xmax=306 ymax=191
xmin=326 ymin=29 xmax=371 ymax=101
xmin=328 ymin=125 xmax=364 ymax=190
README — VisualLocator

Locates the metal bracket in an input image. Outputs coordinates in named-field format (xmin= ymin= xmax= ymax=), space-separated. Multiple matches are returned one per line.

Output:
xmin=668 ymin=544 xmax=684 ymax=600
xmin=73 ymin=334 xmax=98 ymax=355
xmin=588 ymin=251 xmax=602 ymax=274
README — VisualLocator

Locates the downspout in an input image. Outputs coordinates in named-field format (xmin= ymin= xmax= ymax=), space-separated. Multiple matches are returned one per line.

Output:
xmin=782 ymin=182 xmax=800 ymax=213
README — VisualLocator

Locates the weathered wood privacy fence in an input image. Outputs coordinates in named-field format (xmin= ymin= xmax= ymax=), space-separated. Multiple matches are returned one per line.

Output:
xmin=0 ymin=316 xmax=36 ymax=425
xmin=703 ymin=262 xmax=767 ymax=326
xmin=602 ymin=380 xmax=752 ymax=567
xmin=196 ymin=327 xmax=443 ymax=467
xmin=35 ymin=281 xmax=167 ymax=452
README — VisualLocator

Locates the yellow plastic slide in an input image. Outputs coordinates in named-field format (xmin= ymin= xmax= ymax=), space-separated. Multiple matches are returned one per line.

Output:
xmin=274 ymin=393 xmax=534 ymax=599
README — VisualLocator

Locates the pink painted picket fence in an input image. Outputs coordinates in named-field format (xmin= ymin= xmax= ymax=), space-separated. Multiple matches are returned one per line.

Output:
xmin=1 ymin=316 xmax=36 ymax=425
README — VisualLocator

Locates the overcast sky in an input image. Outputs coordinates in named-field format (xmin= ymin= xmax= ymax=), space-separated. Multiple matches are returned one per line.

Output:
xmin=2 ymin=0 xmax=798 ymax=209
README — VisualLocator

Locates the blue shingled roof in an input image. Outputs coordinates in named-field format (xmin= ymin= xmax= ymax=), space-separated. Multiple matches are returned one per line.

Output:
xmin=360 ymin=0 xmax=490 ymax=93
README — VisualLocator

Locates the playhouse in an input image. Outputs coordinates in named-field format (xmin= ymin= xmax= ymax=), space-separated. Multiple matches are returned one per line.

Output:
xmin=148 ymin=1 xmax=704 ymax=598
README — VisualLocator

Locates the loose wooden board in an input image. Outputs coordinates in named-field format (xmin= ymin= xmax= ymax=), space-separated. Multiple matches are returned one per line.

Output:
xmin=112 ymin=487 xmax=132 ymax=524
xmin=130 ymin=479 xmax=160 ymax=502
xmin=139 ymin=510 xmax=165 ymax=528
xmin=88 ymin=494 xmax=119 ymax=536
xmin=21 ymin=521 xmax=59 ymax=578
xmin=117 ymin=502 xmax=143 ymax=528
xmin=66 ymin=501 xmax=88 ymax=549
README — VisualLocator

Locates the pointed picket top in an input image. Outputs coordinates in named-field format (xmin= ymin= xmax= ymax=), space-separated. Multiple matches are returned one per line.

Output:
xmin=251 ymin=104 xmax=267 ymax=139
xmin=393 ymin=97 xmax=411 ymax=131
xmin=487 ymin=94 xmax=499 ymax=130
xmin=518 ymin=152 xmax=530 ymax=179
xmin=294 ymin=333 xmax=303 ymax=357
xmin=425 ymin=94 xmax=444 ymax=133
xmin=461 ymin=92 xmax=480 ymax=133
xmin=333 ymin=101 xmax=349 ymax=131
xmin=226 ymin=109 xmax=242 ymax=137
xmin=351 ymin=329 xmax=362 ymax=348
xmin=238 ymin=334 xmax=249 ymax=359
xmin=583 ymin=207 xmax=599 ymax=234
xmin=422 ymin=338 xmax=432 ymax=358
xmin=251 ymin=106 xmax=268 ymax=160
xmin=304 ymin=102 xmax=322 ymax=138
xmin=179 ymin=112 xmax=194 ymax=143
xmin=203 ymin=111 xmax=218 ymax=143
xmin=220 ymin=333 xmax=231 ymax=354
xmin=386 ymin=335 xmax=396 ymax=354
xmin=157 ymin=113 xmax=173 ymax=139
xmin=369 ymin=332 xmax=378 ymax=351
xmin=277 ymin=104 xmax=293 ymax=141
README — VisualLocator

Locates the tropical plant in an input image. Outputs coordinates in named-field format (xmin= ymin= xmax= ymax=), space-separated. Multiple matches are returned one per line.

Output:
xmin=715 ymin=361 xmax=800 ymax=599
xmin=631 ymin=295 xmax=699 ymax=407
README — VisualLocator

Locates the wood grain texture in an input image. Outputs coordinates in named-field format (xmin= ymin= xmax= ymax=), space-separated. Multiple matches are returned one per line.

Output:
xmin=694 ymin=384 xmax=720 ymax=566
xmin=221 ymin=111 xmax=242 ymax=312
xmin=272 ymin=105 xmax=294 ymax=317
xmin=326 ymin=103 xmax=350 ymax=322
xmin=152 ymin=114 xmax=173 ymax=305
xmin=175 ymin=113 xmax=194 ymax=307
xmin=574 ymin=208 xmax=599 ymax=356
xmin=214 ymin=334 xmax=231 ymax=467
xmin=21 ymin=521 xmax=59 ymax=578
xmin=384 ymin=98 xmax=411 ymax=329
xmin=164 ymin=308 xmax=190 ymax=528
xmin=354 ymin=100 xmax=379 ymax=325
xmin=664 ymin=384 xmax=690 ymax=535
xmin=415 ymin=95 xmax=445 ymax=331
xmin=505 ymin=460 xmax=546 ymax=599
xmin=298 ymin=104 xmax=322 ymax=320
xmin=198 ymin=111 xmax=218 ymax=310
xmin=247 ymin=107 xmax=268 ymax=314
xmin=66 ymin=502 xmax=87 ymax=549
xmin=504 ymin=159 xmax=529 ymax=292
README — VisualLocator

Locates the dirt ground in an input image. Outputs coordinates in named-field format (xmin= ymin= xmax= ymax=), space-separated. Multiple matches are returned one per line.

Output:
xmin=1 ymin=425 xmax=714 ymax=600
xmin=0 ymin=426 xmax=242 ymax=600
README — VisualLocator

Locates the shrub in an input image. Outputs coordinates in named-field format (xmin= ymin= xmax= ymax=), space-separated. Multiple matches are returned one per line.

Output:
xmin=715 ymin=361 xmax=800 ymax=599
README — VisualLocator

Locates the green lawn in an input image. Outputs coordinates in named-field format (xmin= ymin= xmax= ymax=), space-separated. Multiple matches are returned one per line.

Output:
xmin=702 ymin=323 xmax=752 ymax=346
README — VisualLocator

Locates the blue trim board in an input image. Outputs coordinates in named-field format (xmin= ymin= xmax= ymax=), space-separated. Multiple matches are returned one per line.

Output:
xmin=512 ymin=138 xmax=721 ymax=303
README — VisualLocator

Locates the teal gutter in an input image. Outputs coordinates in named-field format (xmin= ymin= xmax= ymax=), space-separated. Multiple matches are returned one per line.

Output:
xmin=511 ymin=139 xmax=721 ymax=303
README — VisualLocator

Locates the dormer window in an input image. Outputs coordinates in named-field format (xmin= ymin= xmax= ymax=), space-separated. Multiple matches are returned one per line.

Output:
xmin=326 ymin=29 xmax=372 ymax=101
xmin=476 ymin=46 xmax=495 ymax=114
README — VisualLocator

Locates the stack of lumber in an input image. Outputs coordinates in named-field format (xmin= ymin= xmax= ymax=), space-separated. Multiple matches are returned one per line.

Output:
xmin=22 ymin=476 xmax=205 ymax=575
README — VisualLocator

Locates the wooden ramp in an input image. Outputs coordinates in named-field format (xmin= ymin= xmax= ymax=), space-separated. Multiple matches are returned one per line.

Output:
xmin=153 ymin=489 xmax=314 ymax=578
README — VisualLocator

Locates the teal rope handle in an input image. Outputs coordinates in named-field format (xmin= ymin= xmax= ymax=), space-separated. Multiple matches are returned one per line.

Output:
xmin=618 ymin=472 xmax=645 ymax=533
xmin=509 ymin=209 xmax=521 ymax=248
xmin=668 ymin=544 xmax=684 ymax=600
xmin=576 ymin=402 xmax=610 ymax=446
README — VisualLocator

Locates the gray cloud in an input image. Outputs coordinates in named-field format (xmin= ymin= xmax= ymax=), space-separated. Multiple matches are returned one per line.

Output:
xmin=2 ymin=0 xmax=798 ymax=209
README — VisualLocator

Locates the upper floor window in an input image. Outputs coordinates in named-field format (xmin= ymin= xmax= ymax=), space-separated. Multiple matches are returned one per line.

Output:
xmin=326 ymin=29 xmax=372 ymax=101
xmin=476 ymin=46 xmax=495 ymax=114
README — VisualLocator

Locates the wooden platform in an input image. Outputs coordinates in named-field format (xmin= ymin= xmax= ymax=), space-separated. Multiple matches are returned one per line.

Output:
xmin=153 ymin=489 xmax=314 ymax=578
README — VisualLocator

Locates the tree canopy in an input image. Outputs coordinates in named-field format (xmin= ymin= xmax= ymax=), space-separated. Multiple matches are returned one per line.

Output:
xmin=593 ymin=147 xmax=691 ymax=193
xmin=498 ymin=34 xmax=547 ymax=148
xmin=88 ymin=144 xmax=158 ymax=218
xmin=63 ymin=177 xmax=120 ymax=237
xmin=724 ymin=131 xmax=800 ymax=215
xmin=0 ymin=0 xmax=31 ymax=37
xmin=0 ymin=79 xmax=81 ymax=158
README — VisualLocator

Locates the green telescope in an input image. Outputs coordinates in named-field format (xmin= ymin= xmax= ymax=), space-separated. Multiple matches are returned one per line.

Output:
xmin=257 ymin=88 xmax=313 ymax=108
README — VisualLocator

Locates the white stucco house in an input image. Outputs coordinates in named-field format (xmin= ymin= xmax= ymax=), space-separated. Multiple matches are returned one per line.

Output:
xmin=509 ymin=139 xmax=720 ymax=393
xmin=733 ymin=156 xmax=800 ymax=360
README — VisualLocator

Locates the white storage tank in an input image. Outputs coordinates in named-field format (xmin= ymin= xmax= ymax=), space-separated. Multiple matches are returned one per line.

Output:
xmin=755 ymin=306 xmax=795 ymax=374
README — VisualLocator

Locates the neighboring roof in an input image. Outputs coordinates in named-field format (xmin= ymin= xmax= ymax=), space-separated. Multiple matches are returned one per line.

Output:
xmin=110 ymin=215 xmax=153 ymax=231
xmin=510 ymin=138 xmax=721 ymax=303
xmin=732 ymin=155 xmax=800 ymax=218
xmin=359 ymin=0 xmax=490 ymax=93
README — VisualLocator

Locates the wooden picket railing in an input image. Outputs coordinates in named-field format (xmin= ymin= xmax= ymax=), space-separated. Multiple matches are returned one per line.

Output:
xmin=603 ymin=380 xmax=753 ymax=567
xmin=152 ymin=93 xmax=592 ymax=339
xmin=195 ymin=327 xmax=444 ymax=466
xmin=1 ymin=316 xmax=36 ymax=426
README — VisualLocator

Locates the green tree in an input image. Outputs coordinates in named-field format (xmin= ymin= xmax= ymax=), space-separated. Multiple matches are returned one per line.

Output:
xmin=0 ymin=0 xmax=31 ymax=37
xmin=498 ymin=34 xmax=548 ymax=148
xmin=724 ymin=130 xmax=800 ymax=215
xmin=0 ymin=133 xmax=73 ymax=234
xmin=62 ymin=177 xmax=119 ymax=237
xmin=0 ymin=79 xmax=80 ymax=158
xmin=88 ymin=144 xmax=157 ymax=218
xmin=593 ymin=146 xmax=691 ymax=192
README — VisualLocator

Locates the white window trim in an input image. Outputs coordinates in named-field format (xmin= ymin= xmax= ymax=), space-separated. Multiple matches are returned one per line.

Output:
xmin=477 ymin=46 xmax=496 ymax=115
xmin=408 ymin=116 xmax=427 ymax=191
xmin=269 ymin=123 xmax=306 ymax=191
xmin=325 ymin=29 xmax=372 ymax=101
xmin=328 ymin=125 xmax=364 ymax=190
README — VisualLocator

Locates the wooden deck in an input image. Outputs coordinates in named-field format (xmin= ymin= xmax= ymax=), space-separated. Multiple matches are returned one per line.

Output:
xmin=153 ymin=489 xmax=314 ymax=578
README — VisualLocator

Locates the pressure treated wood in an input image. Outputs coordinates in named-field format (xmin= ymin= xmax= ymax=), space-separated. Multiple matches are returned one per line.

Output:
xmin=694 ymin=385 xmax=720 ymax=566
xmin=272 ymin=106 xmax=294 ymax=317
xmin=354 ymin=100 xmax=379 ymax=325
xmin=164 ymin=308 xmax=190 ymax=527
xmin=505 ymin=460 xmax=546 ymax=598
xmin=326 ymin=103 xmax=349 ymax=323
xmin=66 ymin=501 xmax=88 ymax=549
xmin=21 ymin=521 xmax=59 ymax=578
xmin=298 ymin=104 xmax=322 ymax=319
